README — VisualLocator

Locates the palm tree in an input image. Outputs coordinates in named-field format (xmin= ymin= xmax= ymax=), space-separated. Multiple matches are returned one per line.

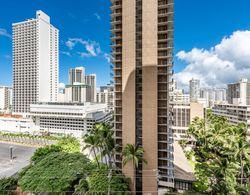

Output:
xmin=122 ymin=144 xmax=147 ymax=192
xmin=234 ymin=138 xmax=250 ymax=184
xmin=83 ymin=135 xmax=100 ymax=168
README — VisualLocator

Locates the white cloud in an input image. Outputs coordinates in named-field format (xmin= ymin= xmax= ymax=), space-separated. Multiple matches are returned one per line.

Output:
xmin=65 ymin=38 xmax=101 ymax=58
xmin=175 ymin=31 xmax=250 ymax=90
xmin=61 ymin=51 xmax=72 ymax=57
xmin=0 ymin=28 xmax=11 ymax=38
xmin=94 ymin=13 xmax=101 ymax=20
xmin=65 ymin=38 xmax=111 ymax=62
xmin=104 ymin=53 xmax=111 ymax=63
xmin=59 ymin=83 xmax=65 ymax=90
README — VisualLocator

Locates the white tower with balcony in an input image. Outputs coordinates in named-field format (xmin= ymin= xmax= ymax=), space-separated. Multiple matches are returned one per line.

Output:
xmin=13 ymin=10 xmax=59 ymax=114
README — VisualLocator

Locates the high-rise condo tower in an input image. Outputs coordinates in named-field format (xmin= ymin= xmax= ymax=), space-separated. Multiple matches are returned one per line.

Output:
xmin=13 ymin=10 xmax=59 ymax=114
xmin=111 ymin=0 xmax=174 ymax=193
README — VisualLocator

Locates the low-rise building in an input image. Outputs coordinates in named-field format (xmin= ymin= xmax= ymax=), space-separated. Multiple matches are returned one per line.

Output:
xmin=213 ymin=104 xmax=250 ymax=137
xmin=29 ymin=102 xmax=112 ymax=137
xmin=171 ymin=89 xmax=190 ymax=103
xmin=0 ymin=115 xmax=39 ymax=134
xmin=171 ymin=102 xmax=204 ymax=140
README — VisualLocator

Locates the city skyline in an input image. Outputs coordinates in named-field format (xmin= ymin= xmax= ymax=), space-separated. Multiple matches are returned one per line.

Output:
xmin=1 ymin=0 xmax=250 ymax=88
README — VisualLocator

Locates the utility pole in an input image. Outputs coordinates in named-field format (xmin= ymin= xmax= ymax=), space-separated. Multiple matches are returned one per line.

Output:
xmin=108 ymin=169 xmax=112 ymax=195
xmin=10 ymin=146 xmax=13 ymax=162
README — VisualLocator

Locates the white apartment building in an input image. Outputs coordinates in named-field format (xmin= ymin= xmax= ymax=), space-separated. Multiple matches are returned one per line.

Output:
xmin=213 ymin=104 xmax=250 ymax=137
xmin=0 ymin=87 xmax=12 ymax=111
xmin=13 ymin=10 xmax=59 ymax=114
xmin=85 ymin=74 xmax=96 ymax=103
xmin=190 ymin=78 xmax=200 ymax=102
xmin=200 ymin=88 xmax=227 ymax=108
xmin=65 ymin=84 xmax=87 ymax=103
xmin=171 ymin=102 xmax=204 ymax=140
xmin=170 ymin=89 xmax=190 ymax=103
xmin=65 ymin=67 xmax=88 ymax=103
xmin=29 ymin=102 xmax=112 ymax=137
xmin=227 ymin=78 xmax=250 ymax=105
xmin=0 ymin=116 xmax=39 ymax=134
xmin=96 ymin=86 xmax=114 ymax=109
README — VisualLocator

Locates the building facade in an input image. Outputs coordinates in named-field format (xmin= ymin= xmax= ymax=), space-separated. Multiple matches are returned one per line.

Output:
xmin=0 ymin=116 xmax=39 ymax=134
xmin=171 ymin=102 xmax=204 ymax=140
xmin=29 ymin=102 xmax=112 ymax=138
xmin=111 ymin=0 xmax=174 ymax=192
xmin=213 ymin=104 xmax=250 ymax=137
xmin=85 ymin=74 xmax=96 ymax=103
xmin=189 ymin=79 xmax=200 ymax=102
xmin=69 ymin=67 xmax=85 ymax=85
xmin=96 ymin=86 xmax=114 ymax=109
xmin=227 ymin=78 xmax=250 ymax=105
xmin=13 ymin=10 xmax=59 ymax=114
xmin=0 ymin=86 xmax=12 ymax=112
xmin=170 ymin=89 xmax=190 ymax=103
xmin=200 ymin=88 xmax=227 ymax=108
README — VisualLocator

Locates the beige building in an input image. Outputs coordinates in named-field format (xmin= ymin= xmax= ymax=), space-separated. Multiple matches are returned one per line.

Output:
xmin=171 ymin=102 xmax=204 ymax=140
xmin=111 ymin=0 xmax=174 ymax=193
xmin=85 ymin=74 xmax=96 ymax=103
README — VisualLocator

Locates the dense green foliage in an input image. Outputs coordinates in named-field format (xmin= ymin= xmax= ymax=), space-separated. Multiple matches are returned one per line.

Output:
xmin=31 ymin=145 xmax=62 ymax=163
xmin=88 ymin=168 xmax=130 ymax=194
xmin=0 ymin=132 xmax=59 ymax=141
xmin=19 ymin=152 xmax=94 ymax=194
xmin=184 ymin=111 xmax=250 ymax=194
xmin=57 ymin=136 xmax=80 ymax=153
xmin=0 ymin=177 xmax=18 ymax=195
xmin=17 ymin=123 xmax=131 ymax=194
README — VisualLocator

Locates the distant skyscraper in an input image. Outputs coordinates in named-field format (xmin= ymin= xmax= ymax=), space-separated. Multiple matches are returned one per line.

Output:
xmin=200 ymin=88 xmax=227 ymax=108
xmin=111 ymin=0 xmax=174 ymax=192
xmin=13 ymin=10 xmax=59 ymax=114
xmin=85 ymin=74 xmax=96 ymax=103
xmin=227 ymin=78 xmax=250 ymax=105
xmin=0 ymin=86 xmax=12 ymax=111
xmin=69 ymin=67 xmax=85 ymax=85
xmin=65 ymin=67 xmax=87 ymax=103
xmin=189 ymin=79 xmax=200 ymax=102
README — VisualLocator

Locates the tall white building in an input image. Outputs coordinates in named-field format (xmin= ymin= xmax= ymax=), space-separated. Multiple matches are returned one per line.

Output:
xmin=200 ymin=88 xmax=227 ymax=108
xmin=85 ymin=74 xmax=96 ymax=103
xmin=13 ymin=10 xmax=59 ymax=114
xmin=0 ymin=86 xmax=12 ymax=111
xmin=189 ymin=78 xmax=200 ymax=102
xmin=227 ymin=78 xmax=250 ymax=105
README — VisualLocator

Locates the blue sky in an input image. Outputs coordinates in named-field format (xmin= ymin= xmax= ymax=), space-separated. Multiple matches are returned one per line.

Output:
xmin=1 ymin=0 xmax=250 ymax=87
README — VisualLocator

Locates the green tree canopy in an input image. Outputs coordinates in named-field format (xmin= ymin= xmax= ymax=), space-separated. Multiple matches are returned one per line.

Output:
xmin=19 ymin=152 xmax=95 ymax=194
xmin=0 ymin=177 xmax=18 ymax=195
xmin=87 ymin=167 xmax=130 ymax=195
xmin=186 ymin=111 xmax=250 ymax=194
